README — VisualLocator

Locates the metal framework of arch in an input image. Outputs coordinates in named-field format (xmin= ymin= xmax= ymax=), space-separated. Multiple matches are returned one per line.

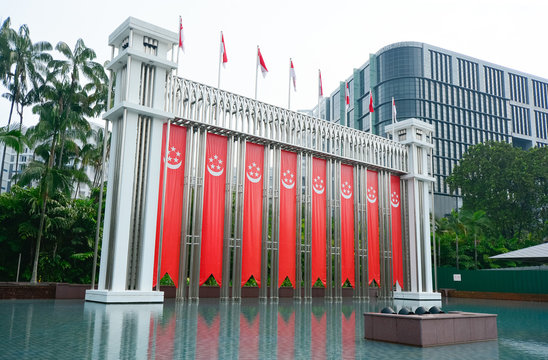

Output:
xmin=166 ymin=77 xmax=410 ymax=301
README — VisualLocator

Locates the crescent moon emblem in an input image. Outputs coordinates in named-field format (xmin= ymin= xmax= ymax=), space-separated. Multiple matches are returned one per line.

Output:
xmin=313 ymin=186 xmax=325 ymax=195
xmin=391 ymin=199 xmax=400 ymax=208
xmin=341 ymin=188 xmax=352 ymax=200
xmin=165 ymin=158 xmax=182 ymax=170
xmin=247 ymin=173 xmax=261 ymax=183
xmin=207 ymin=166 xmax=224 ymax=177
xmin=367 ymin=196 xmax=377 ymax=204
xmin=282 ymin=179 xmax=295 ymax=189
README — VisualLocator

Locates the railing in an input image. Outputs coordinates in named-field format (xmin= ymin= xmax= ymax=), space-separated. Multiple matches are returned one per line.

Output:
xmin=168 ymin=77 xmax=408 ymax=174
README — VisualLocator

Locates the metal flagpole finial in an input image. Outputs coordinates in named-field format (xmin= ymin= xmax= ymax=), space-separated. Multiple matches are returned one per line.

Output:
xmin=255 ymin=45 xmax=259 ymax=100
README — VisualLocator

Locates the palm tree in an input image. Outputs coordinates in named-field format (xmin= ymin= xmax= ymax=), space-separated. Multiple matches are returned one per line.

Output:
xmin=0 ymin=18 xmax=13 ymax=83
xmin=0 ymin=23 xmax=51 ymax=191
xmin=20 ymin=103 xmax=69 ymax=283
xmin=0 ymin=125 xmax=23 ymax=152
xmin=87 ymin=127 xmax=110 ymax=188
xmin=48 ymin=39 xmax=106 ymax=168
xmin=440 ymin=210 xmax=466 ymax=269
xmin=461 ymin=210 xmax=489 ymax=269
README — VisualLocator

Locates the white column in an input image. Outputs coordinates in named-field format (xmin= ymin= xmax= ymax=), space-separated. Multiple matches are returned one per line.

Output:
xmin=388 ymin=118 xmax=440 ymax=303
xmin=86 ymin=17 xmax=178 ymax=303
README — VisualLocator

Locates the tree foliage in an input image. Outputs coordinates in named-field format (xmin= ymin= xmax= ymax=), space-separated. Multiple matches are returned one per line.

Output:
xmin=0 ymin=186 xmax=104 ymax=282
xmin=436 ymin=142 xmax=547 ymax=269
xmin=447 ymin=141 xmax=547 ymax=239
xmin=0 ymin=19 xmax=109 ymax=283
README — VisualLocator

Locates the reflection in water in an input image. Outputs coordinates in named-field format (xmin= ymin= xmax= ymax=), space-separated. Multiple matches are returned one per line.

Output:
xmin=3 ymin=298 xmax=548 ymax=359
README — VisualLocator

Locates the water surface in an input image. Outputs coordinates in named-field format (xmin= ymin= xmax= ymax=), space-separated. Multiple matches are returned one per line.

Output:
xmin=1 ymin=297 xmax=546 ymax=359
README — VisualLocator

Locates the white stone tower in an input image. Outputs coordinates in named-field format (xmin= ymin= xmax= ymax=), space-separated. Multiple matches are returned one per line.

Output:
xmin=85 ymin=17 xmax=178 ymax=303
xmin=387 ymin=118 xmax=441 ymax=303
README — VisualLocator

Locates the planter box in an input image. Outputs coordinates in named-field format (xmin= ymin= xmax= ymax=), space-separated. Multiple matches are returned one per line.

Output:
xmin=364 ymin=311 xmax=497 ymax=347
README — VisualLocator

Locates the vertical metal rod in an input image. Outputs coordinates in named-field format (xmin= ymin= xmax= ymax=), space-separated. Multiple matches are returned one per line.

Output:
xmin=231 ymin=139 xmax=246 ymax=300
xmin=363 ymin=166 xmax=369 ymax=299
xmin=378 ymin=171 xmax=385 ymax=298
xmin=387 ymin=172 xmax=394 ymax=297
xmin=334 ymin=160 xmax=341 ymax=301
xmin=294 ymin=153 xmax=303 ymax=300
xmin=189 ymin=128 xmax=207 ymax=300
xmin=260 ymin=145 xmax=270 ymax=300
xmin=177 ymin=125 xmax=194 ymax=300
xmin=221 ymin=136 xmax=235 ymax=300
xmin=156 ymin=119 xmax=172 ymax=291
xmin=325 ymin=159 xmax=332 ymax=301
xmin=16 ymin=253 xmax=21 ymax=282
xmin=306 ymin=154 xmax=312 ymax=300
xmin=270 ymin=147 xmax=280 ymax=300
xmin=353 ymin=166 xmax=360 ymax=299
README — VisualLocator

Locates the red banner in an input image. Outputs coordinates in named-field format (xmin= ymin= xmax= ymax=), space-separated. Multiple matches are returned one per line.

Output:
xmin=241 ymin=142 xmax=264 ymax=286
xmin=366 ymin=170 xmax=380 ymax=286
xmin=391 ymin=175 xmax=404 ymax=287
xmin=279 ymin=150 xmax=297 ymax=287
xmin=312 ymin=157 xmax=327 ymax=287
xmin=340 ymin=164 xmax=355 ymax=286
xmin=153 ymin=124 xmax=186 ymax=288
xmin=200 ymin=133 xmax=228 ymax=286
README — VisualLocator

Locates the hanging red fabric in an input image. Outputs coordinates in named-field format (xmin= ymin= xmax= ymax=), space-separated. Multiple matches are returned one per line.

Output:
xmin=279 ymin=150 xmax=297 ymax=287
xmin=199 ymin=133 xmax=228 ymax=286
xmin=340 ymin=164 xmax=355 ymax=286
xmin=153 ymin=124 xmax=186 ymax=288
xmin=391 ymin=175 xmax=404 ymax=288
xmin=366 ymin=170 xmax=380 ymax=286
xmin=312 ymin=157 xmax=327 ymax=286
xmin=241 ymin=142 xmax=264 ymax=286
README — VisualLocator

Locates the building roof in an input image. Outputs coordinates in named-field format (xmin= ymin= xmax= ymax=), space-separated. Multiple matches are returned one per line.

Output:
xmin=490 ymin=243 xmax=548 ymax=262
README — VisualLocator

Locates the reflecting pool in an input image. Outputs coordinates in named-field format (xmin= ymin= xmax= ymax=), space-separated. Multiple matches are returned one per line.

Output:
xmin=1 ymin=297 xmax=547 ymax=359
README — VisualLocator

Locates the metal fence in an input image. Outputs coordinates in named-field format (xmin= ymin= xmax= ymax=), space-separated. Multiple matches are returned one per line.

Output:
xmin=437 ymin=267 xmax=548 ymax=294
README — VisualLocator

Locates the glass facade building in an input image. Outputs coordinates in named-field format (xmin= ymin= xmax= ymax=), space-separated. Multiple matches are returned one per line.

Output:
xmin=311 ymin=42 xmax=548 ymax=216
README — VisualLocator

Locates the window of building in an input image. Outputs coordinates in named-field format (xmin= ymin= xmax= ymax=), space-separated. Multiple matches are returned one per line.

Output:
xmin=484 ymin=66 xmax=504 ymax=97
xmin=430 ymin=50 xmax=452 ymax=83
xmin=509 ymin=73 xmax=528 ymax=104
xmin=532 ymin=80 xmax=548 ymax=109
xmin=535 ymin=111 xmax=548 ymax=139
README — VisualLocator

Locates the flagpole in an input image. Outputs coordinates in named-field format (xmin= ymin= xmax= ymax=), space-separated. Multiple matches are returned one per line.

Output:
xmin=288 ymin=58 xmax=292 ymax=109
xmin=176 ymin=16 xmax=182 ymax=77
xmin=255 ymin=46 xmax=259 ymax=100
xmin=392 ymin=97 xmax=396 ymax=141
xmin=369 ymin=88 xmax=373 ymax=134
xmin=217 ymin=31 xmax=222 ymax=89
xmin=318 ymin=69 xmax=321 ymax=119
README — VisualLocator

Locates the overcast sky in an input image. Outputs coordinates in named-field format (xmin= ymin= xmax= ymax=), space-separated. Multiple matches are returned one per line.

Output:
xmin=2 ymin=0 xmax=548 ymax=127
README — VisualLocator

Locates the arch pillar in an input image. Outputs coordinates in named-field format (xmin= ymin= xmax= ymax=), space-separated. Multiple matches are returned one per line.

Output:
xmin=85 ymin=17 xmax=178 ymax=303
